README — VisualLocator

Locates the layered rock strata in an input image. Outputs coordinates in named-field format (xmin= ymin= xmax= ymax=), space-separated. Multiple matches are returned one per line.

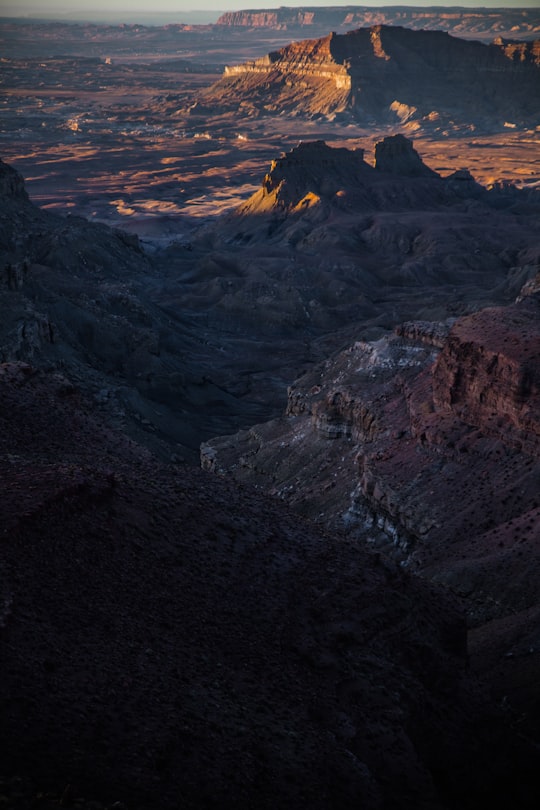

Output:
xmin=200 ymin=25 xmax=540 ymax=127
xmin=202 ymin=293 xmax=540 ymax=590
xmin=432 ymin=303 xmax=540 ymax=453
xmin=201 ymin=293 xmax=540 ymax=738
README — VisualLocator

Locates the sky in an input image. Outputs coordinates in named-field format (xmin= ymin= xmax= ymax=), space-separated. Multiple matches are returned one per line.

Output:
xmin=1 ymin=0 xmax=534 ymax=24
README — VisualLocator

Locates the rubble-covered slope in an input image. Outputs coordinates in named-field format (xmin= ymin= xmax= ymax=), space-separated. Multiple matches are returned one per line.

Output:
xmin=0 ymin=158 xmax=272 ymax=456
xmin=3 ymin=362 xmax=539 ymax=808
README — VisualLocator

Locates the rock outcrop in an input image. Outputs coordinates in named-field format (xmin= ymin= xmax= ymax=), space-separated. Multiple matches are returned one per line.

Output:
xmin=201 ymin=293 xmax=540 ymax=743
xmin=202 ymin=293 xmax=540 ymax=578
xmin=200 ymin=25 xmax=540 ymax=129
xmin=197 ymin=138 xmax=540 ymax=340
xmin=233 ymin=139 xmax=372 ymax=217
xmin=374 ymin=133 xmax=439 ymax=177
xmin=493 ymin=35 xmax=540 ymax=66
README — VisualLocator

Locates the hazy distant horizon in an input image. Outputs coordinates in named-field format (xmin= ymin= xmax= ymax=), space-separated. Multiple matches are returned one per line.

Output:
xmin=1 ymin=1 xmax=535 ymax=26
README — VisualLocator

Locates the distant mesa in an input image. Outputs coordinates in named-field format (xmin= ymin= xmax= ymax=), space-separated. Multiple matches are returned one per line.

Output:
xmin=236 ymin=139 xmax=373 ymax=216
xmin=216 ymin=6 xmax=540 ymax=41
xmin=224 ymin=136 xmax=464 ymax=228
xmin=198 ymin=25 xmax=540 ymax=129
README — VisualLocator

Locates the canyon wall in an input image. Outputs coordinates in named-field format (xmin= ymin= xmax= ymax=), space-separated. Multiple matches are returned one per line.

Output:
xmin=223 ymin=33 xmax=351 ymax=91
xmin=432 ymin=301 xmax=540 ymax=453
xmin=201 ymin=292 xmax=540 ymax=631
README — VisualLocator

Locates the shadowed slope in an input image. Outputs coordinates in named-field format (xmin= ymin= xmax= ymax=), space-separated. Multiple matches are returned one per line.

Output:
xmin=201 ymin=291 xmax=540 ymax=747
xmin=1 ymin=361 xmax=539 ymax=809
xmin=186 ymin=138 xmax=539 ymax=341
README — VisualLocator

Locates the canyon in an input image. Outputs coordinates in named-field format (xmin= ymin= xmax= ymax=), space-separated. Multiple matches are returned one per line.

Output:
xmin=1 ymin=9 xmax=540 ymax=809
xmin=3 ymin=135 xmax=539 ymax=459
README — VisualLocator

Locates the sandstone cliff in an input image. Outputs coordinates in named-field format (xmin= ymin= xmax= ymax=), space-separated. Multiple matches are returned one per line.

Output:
xmin=494 ymin=35 xmax=540 ymax=66
xmin=200 ymin=25 xmax=540 ymax=129
xmin=202 ymin=293 xmax=540 ymax=596
xmin=432 ymin=301 xmax=540 ymax=452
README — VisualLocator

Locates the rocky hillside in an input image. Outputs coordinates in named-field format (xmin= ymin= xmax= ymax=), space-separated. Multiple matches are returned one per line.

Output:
xmin=2 ymin=133 xmax=540 ymax=458
xmin=202 ymin=291 xmax=540 ymax=564
xmin=0 ymin=158 xmax=274 ymax=458
xmin=201 ymin=289 xmax=540 ymax=744
xmin=2 ymin=357 xmax=540 ymax=809
xmin=217 ymin=6 xmax=540 ymax=41
xmin=189 ymin=137 xmax=540 ymax=338
xmin=199 ymin=25 xmax=540 ymax=129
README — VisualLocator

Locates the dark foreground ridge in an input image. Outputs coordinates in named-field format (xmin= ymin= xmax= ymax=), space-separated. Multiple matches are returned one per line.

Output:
xmin=1 ymin=360 xmax=539 ymax=809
